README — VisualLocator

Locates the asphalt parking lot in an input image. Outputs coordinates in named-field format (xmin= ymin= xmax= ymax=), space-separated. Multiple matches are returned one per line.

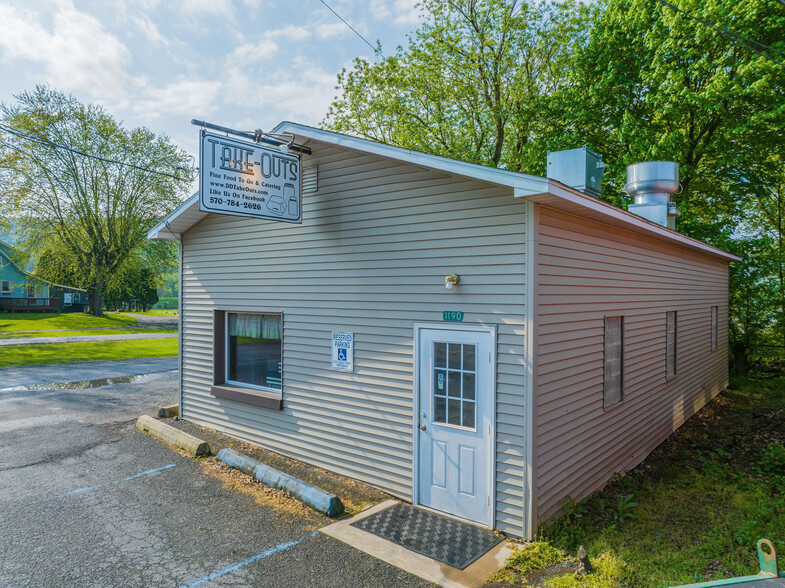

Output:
xmin=0 ymin=359 xmax=431 ymax=587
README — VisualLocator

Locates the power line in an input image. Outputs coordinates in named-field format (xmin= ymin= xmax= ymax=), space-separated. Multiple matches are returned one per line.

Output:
xmin=318 ymin=0 xmax=383 ymax=57
xmin=0 ymin=123 xmax=194 ymax=182
xmin=656 ymin=0 xmax=785 ymax=68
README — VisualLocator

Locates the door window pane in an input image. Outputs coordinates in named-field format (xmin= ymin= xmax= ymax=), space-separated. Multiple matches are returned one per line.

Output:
xmin=448 ymin=398 xmax=461 ymax=426
xmin=463 ymin=345 xmax=475 ymax=371
xmin=462 ymin=373 xmax=476 ymax=400
xmin=447 ymin=371 xmax=461 ymax=397
xmin=227 ymin=313 xmax=282 ymax=390
xmin=431 ymin=341 xmax=477 ymax=429
xmin=434 ymin=369 xmax=446 ymax=393
xmin=434 ymin=342 xmax=447 ymax=368
xmin=448 ymin=344 xmax=462 ymax=369
xmin=434 ymin=396 xmax=446 ymax=422
xmin=462 ymin=401 xmax=476 ymax=429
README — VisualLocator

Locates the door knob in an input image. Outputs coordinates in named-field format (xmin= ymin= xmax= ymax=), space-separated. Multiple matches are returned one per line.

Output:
xmin=418 ymin=424 xmax=426 ymax=431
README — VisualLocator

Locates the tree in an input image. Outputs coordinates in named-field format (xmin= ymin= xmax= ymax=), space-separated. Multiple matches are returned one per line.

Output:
xmin=325 ymin=0 xmax=592 ymax=174
xmin=560 ymin=0 xmax=785 ymax=221
xmin=561 ymin=0 xmax=785 ymax=371
xmin=0 ymin=87 xmax=190 ymax=315
xmin=36 ymin=237 xmax=176 ymax=312
xmin=104 ymin=262 xmax=160 ymax=312
xmin=326 ymin=0 xmax=785 ymax=374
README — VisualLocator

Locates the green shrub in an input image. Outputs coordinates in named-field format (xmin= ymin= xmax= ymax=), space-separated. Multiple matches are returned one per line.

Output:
xmin=759 ymin=441 xmax=785 ymax=476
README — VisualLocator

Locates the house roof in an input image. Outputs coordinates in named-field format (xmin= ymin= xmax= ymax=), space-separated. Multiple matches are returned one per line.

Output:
xmin=148 ymin=122 xmax=741 ymax=263
xmin=0 ymin=239 xmax=87 ymax=292
xmin=0 ymin=239 xmax=27 ymax=274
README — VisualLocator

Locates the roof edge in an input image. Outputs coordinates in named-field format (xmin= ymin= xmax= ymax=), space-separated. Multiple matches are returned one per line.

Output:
xmin=147 ymin=194 xmax=197 ymax=241
xmin=273 ymin=121 xmax=550 ymax=196
xmin=149 ymin=123 xmax=741 ymax=263
xmin=518 ymin=180 xmax=741 ymax=263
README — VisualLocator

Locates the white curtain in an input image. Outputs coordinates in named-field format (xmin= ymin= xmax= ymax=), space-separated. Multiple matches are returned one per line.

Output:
xmin=229 ymin=313 xmax=281 ymax=340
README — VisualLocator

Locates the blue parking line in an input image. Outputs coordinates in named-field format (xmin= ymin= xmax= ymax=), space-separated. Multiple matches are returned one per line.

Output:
xmin=180 ymin=531 xmax=319 ymax=588
xmin=47 ymin=463 xmax=176 ymax=501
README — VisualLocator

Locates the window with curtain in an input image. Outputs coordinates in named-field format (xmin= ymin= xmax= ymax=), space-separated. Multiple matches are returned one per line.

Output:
xmin=226 ymin=313 xmax=282 ymax=390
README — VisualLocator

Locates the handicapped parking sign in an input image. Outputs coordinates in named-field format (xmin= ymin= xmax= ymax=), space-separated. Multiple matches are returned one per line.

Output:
xmin=331 ymin=332 xmax=354 ymax=371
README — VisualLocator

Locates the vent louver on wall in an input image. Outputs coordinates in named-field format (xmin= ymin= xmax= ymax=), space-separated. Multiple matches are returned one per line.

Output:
xmin=302 ymin=165 xmax=318 ymax=195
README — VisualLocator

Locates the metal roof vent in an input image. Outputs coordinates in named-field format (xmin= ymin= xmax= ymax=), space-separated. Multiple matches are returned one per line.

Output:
xmin=626 ymin=161 xmax=681 ymax=230
xmin=547 ymin=147 xmax=604 ymax=198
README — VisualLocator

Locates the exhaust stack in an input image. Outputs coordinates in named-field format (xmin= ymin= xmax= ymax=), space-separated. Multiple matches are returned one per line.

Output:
xmin=626 ymin=161 xmax=681 ymax=230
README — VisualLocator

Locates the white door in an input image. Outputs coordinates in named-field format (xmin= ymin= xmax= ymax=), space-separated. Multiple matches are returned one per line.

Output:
xmin=415 ymin=325 xmax=494 ymax=526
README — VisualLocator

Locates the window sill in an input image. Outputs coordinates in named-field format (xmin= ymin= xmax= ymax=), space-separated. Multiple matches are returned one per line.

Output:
xmin=210 ymin=384 xmax=283 ymax=410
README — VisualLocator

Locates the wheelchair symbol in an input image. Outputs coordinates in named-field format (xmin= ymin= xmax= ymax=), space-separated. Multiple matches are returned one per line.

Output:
xmin=337 ymin=348 xmax=348 ymax=361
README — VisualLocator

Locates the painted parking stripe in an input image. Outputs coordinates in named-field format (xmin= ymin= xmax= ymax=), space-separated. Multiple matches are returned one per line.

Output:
xmin=45 ymin=464 xmax=176 ymax=501
xmin=180 ymin=531 xmax=319 ymax=588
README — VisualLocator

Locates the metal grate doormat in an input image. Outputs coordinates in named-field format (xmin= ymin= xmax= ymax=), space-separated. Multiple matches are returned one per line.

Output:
xmin=350 ymin=503 xmax=502 ymax=570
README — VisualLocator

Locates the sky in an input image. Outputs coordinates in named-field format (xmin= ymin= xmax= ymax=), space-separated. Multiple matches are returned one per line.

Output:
xmin=0 ymin=0 xmax=422 ymax=162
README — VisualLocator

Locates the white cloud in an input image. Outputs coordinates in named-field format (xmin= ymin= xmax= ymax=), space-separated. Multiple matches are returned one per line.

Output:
xmin=228 ymin=39 xmax=280 ymax=64
xmin=128 ymin=12 xmax=168 ymax=46
xmin=369 ymin=0 xmax=421 ymax=27
xmin=0 ymin=0 xmax=133 ymax=99
xmin=185 ymin=0 xmax=234 ymax=15
xmin=255 ymin=61 xmax=338 ymax=122
xmin=221 ymin=54 xmax=339 ymax=128
xmin=269 ymin=25 xmax=311 ymax=42
xmin=315 ymin=21 xmax=350 ymax=40
xmin=132 ymin=77 xmax=222 ymax=120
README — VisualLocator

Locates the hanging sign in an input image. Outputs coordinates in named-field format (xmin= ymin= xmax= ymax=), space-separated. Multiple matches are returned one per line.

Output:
xmin=199 ymin=130 xmax=301 ymax=223
xmin=331 ymin=332 xmax=354 ymax=371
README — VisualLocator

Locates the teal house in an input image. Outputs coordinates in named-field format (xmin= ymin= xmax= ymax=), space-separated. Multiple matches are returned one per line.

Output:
xmin=0 ymin=240 xmax=86 ymax=313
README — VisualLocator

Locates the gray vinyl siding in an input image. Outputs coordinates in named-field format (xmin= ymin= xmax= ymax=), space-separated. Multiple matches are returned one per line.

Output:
xmin=535 ymin=206 xmax=730 ymax=524
xmin=180 ymin=141 xmax=530 ymax=536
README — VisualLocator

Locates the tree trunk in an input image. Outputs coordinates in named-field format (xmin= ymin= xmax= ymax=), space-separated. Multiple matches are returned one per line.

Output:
xmin=732 ymin=342 xmax=747 ymax=377
xmin=89 ymin=284 xmax=104 ymax=316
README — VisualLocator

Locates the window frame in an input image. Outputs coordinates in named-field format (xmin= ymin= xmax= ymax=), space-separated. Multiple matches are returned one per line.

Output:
xmin=431 ymin=340 xmax=478 ymax=431
xmin=603 ymin=316 xmax=624 ymax=410
xmin=666 ymin=311 xmax=678 ymax=380
xmin=210 ymin=309 xmax=283 ymax=410
xmin=1 ymin=280 xmax=9 ymax=294
xmin=711 ymin=306 xmax=719 ymax=351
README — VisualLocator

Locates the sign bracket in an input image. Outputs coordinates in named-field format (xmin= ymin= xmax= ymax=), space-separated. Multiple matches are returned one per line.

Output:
xmin=191 ymin=119 xmax=312 ymax=156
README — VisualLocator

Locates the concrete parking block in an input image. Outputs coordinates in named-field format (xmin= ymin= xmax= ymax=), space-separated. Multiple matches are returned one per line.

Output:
xmin=157 ymin=404 xmax=179 ymax=418
xmin=136 ymin=415 xmax=209 ymax=456
xmin=217 ymin=448 xmax=344 ymax=516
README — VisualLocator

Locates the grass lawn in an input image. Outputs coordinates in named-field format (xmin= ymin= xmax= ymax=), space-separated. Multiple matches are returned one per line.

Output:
xmin=119 ymin=309 xmax=178 ymax=316
xmin=492 ymin=377 xmax=785 ymax=587
xmin=0 ymin=312 xmax=137 ymax=332
xmin=154 ymin=296 xmax=178 ymax=308
xmin=0 ymin=326 xmax=177 ymax=339
xmin=0 ymin=338 xmax=178 ymax=367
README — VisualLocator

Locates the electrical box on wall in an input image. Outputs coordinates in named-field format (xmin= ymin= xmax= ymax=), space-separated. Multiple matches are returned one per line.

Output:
xmin=546 ymin=147 xmax=604 ymax=198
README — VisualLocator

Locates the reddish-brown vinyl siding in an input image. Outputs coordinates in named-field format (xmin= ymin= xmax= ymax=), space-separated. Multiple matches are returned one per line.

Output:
xmin=535 ymin=206 xmax=730 ymax=523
